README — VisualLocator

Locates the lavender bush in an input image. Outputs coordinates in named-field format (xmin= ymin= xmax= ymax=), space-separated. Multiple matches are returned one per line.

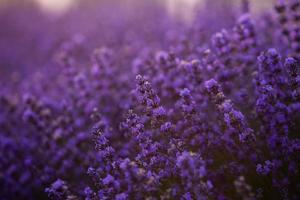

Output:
xmin=0 ymin=0 xmax=300 ymax=199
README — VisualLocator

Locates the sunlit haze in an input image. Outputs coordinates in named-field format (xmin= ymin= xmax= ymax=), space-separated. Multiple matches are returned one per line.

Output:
xmin=34 ymin=0 xmax=200 ymax=21
xmin=35 ymin=0 xmax=73 ymax=13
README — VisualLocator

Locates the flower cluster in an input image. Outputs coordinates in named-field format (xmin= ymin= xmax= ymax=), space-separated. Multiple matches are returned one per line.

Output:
xmin=0 ymin=0 xmax=300 ymax=199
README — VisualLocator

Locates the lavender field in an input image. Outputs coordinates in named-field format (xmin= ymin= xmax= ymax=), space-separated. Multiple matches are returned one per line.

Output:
xmin=0 ymin=0 xmax=300 ymax=199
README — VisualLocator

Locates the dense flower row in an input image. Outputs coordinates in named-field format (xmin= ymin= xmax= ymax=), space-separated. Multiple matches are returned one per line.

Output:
xmin=0 ymin=0 xmax=300 ymax=199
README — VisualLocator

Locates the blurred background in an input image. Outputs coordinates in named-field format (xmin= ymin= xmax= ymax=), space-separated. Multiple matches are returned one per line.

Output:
xmin=0 ymin=0 xmax=275 ymax=82
xmin=0 ymin=0 xmax=274 ymax=22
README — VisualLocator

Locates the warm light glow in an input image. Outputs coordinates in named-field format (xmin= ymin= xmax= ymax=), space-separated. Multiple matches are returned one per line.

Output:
xmin=35 ymin=0 xmax=73 ymax=13
xmin=34 ymin=0 xmax=203 ymax=21
xmin=165 ymin=0 xmax=202 ymax=23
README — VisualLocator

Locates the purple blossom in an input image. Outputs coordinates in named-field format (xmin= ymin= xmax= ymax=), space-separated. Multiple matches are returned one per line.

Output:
xmin=1 ymin=0 xmax=300 ymax=199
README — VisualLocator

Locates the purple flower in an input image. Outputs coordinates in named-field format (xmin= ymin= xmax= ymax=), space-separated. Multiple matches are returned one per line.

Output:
xmin=1 ymin=0 xmax=300 ymax=199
